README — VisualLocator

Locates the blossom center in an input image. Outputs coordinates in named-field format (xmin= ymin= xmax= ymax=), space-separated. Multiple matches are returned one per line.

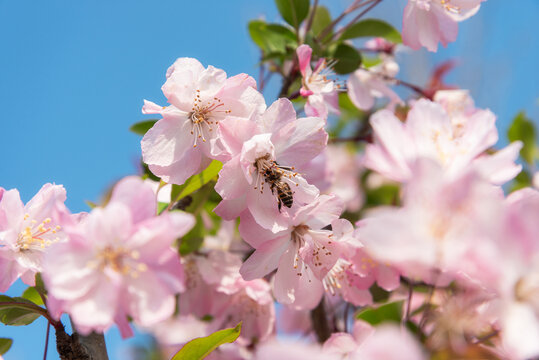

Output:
xmin=88 ymin=246 xmax=147 ymax=278
xmin=188 ymin=89 xmax=231 ymax=148
xmin=16 ymin=215 xmax=61 ymax=252
xmin=323 ymin=259 xmax=353 ymax=296
xmin=304 ymin=59 xmax=342 ymax=93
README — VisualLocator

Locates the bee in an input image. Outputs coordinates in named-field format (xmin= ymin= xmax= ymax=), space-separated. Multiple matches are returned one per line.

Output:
xmin=263 ymin=166 xmax=294 ymax=212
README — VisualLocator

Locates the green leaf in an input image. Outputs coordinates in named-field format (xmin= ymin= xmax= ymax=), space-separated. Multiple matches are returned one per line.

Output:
xmin=179 ymin=214 xmax=205 ymax=256
xmin=248 ymin=20 xmax=297 ymax=54
xmin=170 ymin=160 xmax=223 ymax=204
xmin=340 ymin=19 xmax=402 ymax=43
xmin=0 ymin=338 xmax=13 ymax=355
xmin=330 ymin=43 xmax=362 ymax=74
xmin=310 ymin=6 xmax=331 ymax=37
xmin=172 ymin=323 xmax=242 ymax=360
xmin=357 ymin=300 xmax=404 ymax=325
xmin=275 ymin=0 xmax=310 ymax=29
xmin=22 ymin=287 xmax=44 ymax=306
xmin=130 ymin=119 xmax=158 ymax=136
xmin=362 ymin=56 xmax=383 ymax=68
xmin=34 ymin=273 xmax=47 ymax=296
xmin=510 ymin=169 xmax=532 ymax=193
xmin=364 ymin=183 xmax=400 ymax=208
xmin=507 ymin=111 xmax=537 ymax=164
xmin=0 ymin=295 xmax=43 ymax=326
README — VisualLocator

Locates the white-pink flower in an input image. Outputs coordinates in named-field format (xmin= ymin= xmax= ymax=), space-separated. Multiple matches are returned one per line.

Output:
xmin=358 ymin=159 xmax=505 ymax=284
xmin=297 ymin=44 xmax=340 ymax=118
xmin=141 ymin=57 xmax=266 ymax=185
xmin=322 ymin=219 xmax=400 ymax=306
xmin=255 ymin=340 xmax=337 ymax=360
xmin=364 ymin=98 xmax=522 ymax=184
xmin=492 ymin=188 xmax=539 ymax=359
xmin=402 ymin=0 xmax=485 ymax=52
xmin=43 ymin=176 xmax=194 ymax=336
xmin=239 ymin=195 xmax=345 ymax=309
xmin=215 ymin=98 xmax=327 ymax=232
xmin=0 ymin=184 xmax=70 ymax=291
xmin=213 ymin=276 xmax=276 ymax=345
xmin=347 ymin=59 xmax=402 ymax=111
xmin=324 ymin=321 xmax=427 ymax=360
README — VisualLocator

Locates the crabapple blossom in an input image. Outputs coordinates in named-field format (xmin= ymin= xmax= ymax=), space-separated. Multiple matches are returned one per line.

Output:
xmin=490 ymin=188 xmax=539 ymax=359
xmin=296 ymin=44 xmax=340 ymax=118
xmin=43 ymin=176 xmax=195 ymax=336
xmin=364 ymin=98 xmax=522 ymax=184
xmin=255 ymin=340 xmax=336 ymax=360
xmin=424 ymin=290 xmax=498 ymax=355
xmin=179 ymin=250 xmax=243 ymax=318
xmin=347 ymin=57 xmax=402 ymax=111
xmin=322 ymin=219 xmax=400 ymax=306
xmin=239 ymin=195 xmax=344 ymax=309
xmin=213 ymin=274 xmax=275 ymax=345
xmin=402 ymin=0 xmax=485 ymax=52
xmin=324 ymin=321 xmax=427 ymax=359
xmin=141 ymin=57 xmax=266 ymax=185
xmin=358 ymin=159 xmax=505 ymax=284
xmin=295 ymin=145 xmax=364 ymax=212
xmin=0 ymin=184 xmax=70 ymax=292
xmin=215 ymin=98 xmax=327 ymax=232
xmin=179 ymin=249 xmax=276 ymax=344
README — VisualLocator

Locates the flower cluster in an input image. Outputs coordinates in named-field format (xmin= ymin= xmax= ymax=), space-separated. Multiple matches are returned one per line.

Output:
xmin=4 ymin=1 xmax=539 ymax=359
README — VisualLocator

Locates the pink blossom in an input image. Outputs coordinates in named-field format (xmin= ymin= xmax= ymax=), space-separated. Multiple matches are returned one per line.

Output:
xmin=213 ymin=276 xmax=276 ymax=345
xmin=347 ymin=59 xmax=403 ymax=111
xmin=43 ymin=176 xmax=195 ymax=336
xmin=215 ymin=98 xmax=327 ymax=232
xmin=491 ymin=188 xmax=539 ymax=359
xmin=364 ymin=98 xmax=522 ymax=184
xmin=324 ymin=321 xmax=426 ymax=360
xmin=179 ymin=250 xmax=276 ymax=344
xmin=323 ymin=219 xmax=400 ymax=306
xmin=0 ymin=184 xmax=70 ymax=291
xmin=239 ymin=195 xmax=344 ymax=309
xmin=141 ymin=58 xmax=266 ymax=185
xmin=358 ymin=159 xmax=505 ymax=284
xmin=297 ymin=44 xmax=340 ymax=118
xmin=180 ymin=250 xmax=242 ymax=318
xmin=402 ymin=0 xmax=485 ymax=52
xmin=255 ymin=340 xmax=337 ymax=360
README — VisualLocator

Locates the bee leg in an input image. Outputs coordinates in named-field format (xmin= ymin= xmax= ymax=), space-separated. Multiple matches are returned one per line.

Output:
xmin=278 ymin=199 xmax=282 ymax=213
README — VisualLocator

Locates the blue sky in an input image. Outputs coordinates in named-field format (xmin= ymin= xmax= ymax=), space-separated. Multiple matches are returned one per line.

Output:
xmin=1 ymin=0 xmax=537 ymax=359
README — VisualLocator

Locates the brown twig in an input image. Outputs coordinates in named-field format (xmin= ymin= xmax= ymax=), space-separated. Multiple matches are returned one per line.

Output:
xmin=332 ymin=0 xmax=383 ymax=41
xmin=404 ymin=283 xmax=413 ymax=323
xmin=310 ymin=299 xmax=332 ymax=343
xmin=43 ymin=321 xmax=51 ymax=360
xmin=303 ymin=0 xmax=319 ymax=40
xmin=317 ymin=0 xmax=365 ymax=42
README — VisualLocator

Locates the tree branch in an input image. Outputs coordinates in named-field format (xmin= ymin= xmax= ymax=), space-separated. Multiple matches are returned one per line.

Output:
xmin=310 ymin=299 xmax=332 ymax=343
xmin=55 ymin=324 xmax=109 ymax=360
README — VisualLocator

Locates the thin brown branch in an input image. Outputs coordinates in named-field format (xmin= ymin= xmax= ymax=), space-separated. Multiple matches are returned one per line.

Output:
xmin=404 ymin=284 xmax=413 ymax=323
xmin=332 ymin=0 xmax=383 ymax=41
xmin=310 ymin=299 xmax=332 ymax=343
xmin=43 ymin=321 xmax=51 ymax=360
xmin=303 ymin=0 xmax=319 ymax=40
xmin=317 ymin=0 xmax=367 ymax=42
